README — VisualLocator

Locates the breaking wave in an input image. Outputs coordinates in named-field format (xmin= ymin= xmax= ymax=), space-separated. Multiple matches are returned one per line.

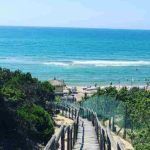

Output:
xmin=43 ymin=60 xmax=150 ymax=67
xmin=0 ymin=57 xmax=150 ymax=67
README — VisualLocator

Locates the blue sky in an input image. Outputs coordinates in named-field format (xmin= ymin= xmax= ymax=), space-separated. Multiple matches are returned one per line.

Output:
xmin=0 ymin=0 xmax=150 ymax=29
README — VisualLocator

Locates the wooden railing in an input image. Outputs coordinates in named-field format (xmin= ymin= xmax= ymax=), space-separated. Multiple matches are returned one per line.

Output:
xmin=45 ymin=102 xmax=125 ymax=150
xmin=44 ymin=103 xmax=79 ymax=150
xmin=79 ymin=107 xmax=125 ymax=150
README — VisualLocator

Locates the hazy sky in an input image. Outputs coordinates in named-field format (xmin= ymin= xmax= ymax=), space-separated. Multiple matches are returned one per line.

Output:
xmin=0 ymin=0 xmax=150 ymax=29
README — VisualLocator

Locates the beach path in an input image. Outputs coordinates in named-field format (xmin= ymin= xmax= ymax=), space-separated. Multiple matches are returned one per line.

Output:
xmin=73 ymin=117 xmax=99 ymax=150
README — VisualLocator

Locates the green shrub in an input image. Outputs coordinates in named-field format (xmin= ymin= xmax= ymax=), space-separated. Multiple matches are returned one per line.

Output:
xmin=0 ymin=68 xmax=55 ymax=148
xmin=17 ymin=104 xmax=54 ymax=142
xmin=1 ymin=86 xmax=25 ymax=101
xmin=90 ymin=86 xmax=150 ymax=149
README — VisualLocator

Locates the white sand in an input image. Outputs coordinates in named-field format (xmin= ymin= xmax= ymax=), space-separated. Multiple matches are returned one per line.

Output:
xmin=65 ymin=85 xmax=97 ymax=101
xmin=65 ymin=84 xmax=149 ymax=101
xmin=53 ymin=114 xmax=74 ymax=134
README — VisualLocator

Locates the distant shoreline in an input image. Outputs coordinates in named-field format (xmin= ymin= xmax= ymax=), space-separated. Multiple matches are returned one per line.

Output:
xmin=65 ymin=84 xmax=150 ymax=101
xmin=65 ymin=83 xmax=149 ymax=88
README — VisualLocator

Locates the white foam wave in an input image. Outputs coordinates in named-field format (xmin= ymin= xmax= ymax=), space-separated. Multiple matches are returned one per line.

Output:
xmin=72 ymin=60 xmax=150 ymax=67
xmin=0 ymin=57 xmax=150 ymax=67
xmin=43 ymin=62 xmax=69 ymax=66
xmin=0 ymin=57 xmax=39 ymax=65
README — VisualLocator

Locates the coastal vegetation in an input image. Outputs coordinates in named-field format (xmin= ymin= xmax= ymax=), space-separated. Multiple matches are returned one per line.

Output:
xmin=82 ymin=86 xmax=150 ymax=150
xmin=0 ymin=67 xmax=149 ymax=149
xmin=0 ymin=68 xmax=55 ymax=149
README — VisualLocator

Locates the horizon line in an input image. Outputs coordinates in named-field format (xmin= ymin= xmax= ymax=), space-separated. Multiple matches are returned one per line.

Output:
xmin=0 ymin=25 xmax=150 ymax=31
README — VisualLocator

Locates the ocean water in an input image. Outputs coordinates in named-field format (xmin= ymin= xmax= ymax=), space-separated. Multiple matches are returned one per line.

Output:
xmin=0 ymin=26 xmax=150 ymax=86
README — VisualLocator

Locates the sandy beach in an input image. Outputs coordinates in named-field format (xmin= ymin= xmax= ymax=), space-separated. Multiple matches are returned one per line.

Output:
xmin=64 ymin=85 xmax=97 ymax=101
xmin=64 ymin=84 xmax=149 ymax=101
xmin=53 ymin=114 xmax=74 ymax=134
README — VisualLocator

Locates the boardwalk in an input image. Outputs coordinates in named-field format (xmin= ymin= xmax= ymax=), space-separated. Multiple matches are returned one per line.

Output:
xmin=45 ymin=103 xmax=128 ymax=150
xmin=73 ymin=118 xmax=99 ymax=150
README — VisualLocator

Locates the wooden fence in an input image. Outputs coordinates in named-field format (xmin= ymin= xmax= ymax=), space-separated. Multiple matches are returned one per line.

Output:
xmin=45 ymin=102 xmax=125 ymax=150
xmin=79 ymin=107 xmax=125 ymax=150
xmin=44 ymin=103 xmax=79 ymax=150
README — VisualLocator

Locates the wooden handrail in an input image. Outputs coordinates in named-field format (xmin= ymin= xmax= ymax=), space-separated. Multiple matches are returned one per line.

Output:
xmin=106 ymin=125 xmax=118 ymax=150
xmin=79 ymin=106 xmax=125 ymax=150
xmin=44 ymin=135 xmax=56 ymax=150
xmin=117 ymin=138 xmax=125 ymax=150
xmin=55 ymin=125 xmax=65 ymax=143
xmin=44 ymin=103 xmax=79 ymax=150
xmin=45 ymin=102 xmax=125 ymax=150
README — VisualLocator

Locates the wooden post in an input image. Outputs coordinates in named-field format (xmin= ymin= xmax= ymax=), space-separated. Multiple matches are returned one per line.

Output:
xmin=75 ymin=123 xmax=78 ymax=141
xmin=88 ymin=110 xmax=90 ymax=120
xmin=100 ymin=130 xmax=103 ymax=150
xmin=89 ymin=111 xmax=92 ymax=121
xmin=61 ymin=127 xmax=65 ymax=150
xmin=69 ymin=108 xmax=71 ymax=118
xmin=67 ymin=127 xmax=70 ymax=150
xmin=117 ymin=143 xmax=121 ymax=150
xmin=107 ymin=135 xmax=111 ymax=150
xmin=73 ymin=123 xmax=76 ymax=145
xmin=102 ymin=129 xmax=106 ymax=150
xmin=82 ymin=109 xmax=84 ymax=118
xmin=75 ymin=109 xmax=77 ymax=119
xmin=77 ymin=116 xmax=79 ymax=134
xmin=92 ymin=112 xmax=94 ymax=126
xmin=62 ymin=107 xmax=64 ymax=116
xmin=109 ymin=118 xmax=111 ymax=129
xmin=66 ymin=107 xmax=67 ymax=117
xmin=111 ymin=117 xmax=115 ymax=132
xmin=96 ymin=122 xmax=99 ymax=142
xmin=81 ymin=121 xmax=84 ymax=149
xmin=64 ymin=105 xmax=65 ymax=113
xmin=123 ymin=105 xmax=127 ymax=139
xmin=88 ymin=110 xmax=90 ymax=121
xmin=100 ymin=129 xmax=105 ymax=150
xmin=72 ymin=109 xmax=73 ymax=119
xmin=86 ymin=109 xmax=88 ymax=119
xmin=82 ymin=108 xmax=84 ymax=118
xmin=83 ymin=109 xmax=84 ymax=118
xmin=70 ymin=128 xmax=72 ymax=150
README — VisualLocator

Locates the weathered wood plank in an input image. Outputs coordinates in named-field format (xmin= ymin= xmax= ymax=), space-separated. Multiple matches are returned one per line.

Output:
xmin=73 ymin=118 xmax=99 ymax=150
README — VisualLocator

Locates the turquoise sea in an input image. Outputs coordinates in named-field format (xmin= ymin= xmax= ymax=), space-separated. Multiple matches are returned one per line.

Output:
xmin=0 ymin=26 xmax=150 ymax=86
